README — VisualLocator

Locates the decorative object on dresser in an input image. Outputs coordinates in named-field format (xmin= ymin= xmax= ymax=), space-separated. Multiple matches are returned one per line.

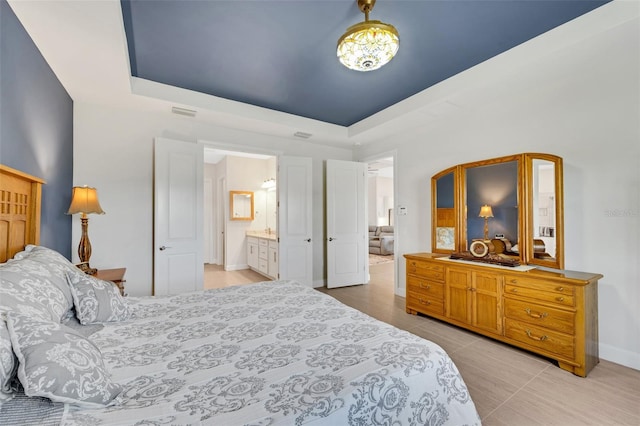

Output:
xmin=66 ymin=186 xmax=105 ymax=275
xmin=93 ymin=268 xmax=126 ymax=296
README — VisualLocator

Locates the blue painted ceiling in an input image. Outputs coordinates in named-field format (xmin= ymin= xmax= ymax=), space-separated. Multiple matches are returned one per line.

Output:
xmin=121 ymin=0 xmax=609 ymax=127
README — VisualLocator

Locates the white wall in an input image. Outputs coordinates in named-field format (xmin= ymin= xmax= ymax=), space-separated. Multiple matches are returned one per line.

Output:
xmin=225 ymin=156 xmax=270 ymax=270
xmin=356 ymin=16 xmax=640 ymax=370
xmin=72 ymin=103 xmax=352 ymax=297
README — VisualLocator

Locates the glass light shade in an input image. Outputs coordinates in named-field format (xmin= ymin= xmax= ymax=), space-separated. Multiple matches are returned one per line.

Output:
xmin=337 ymin=20 xmax=399 ymax=71
xmin=67 ymin=186 xmax=105 ymax=215
xmin=478 ymin=205 xmax=494 ymax=218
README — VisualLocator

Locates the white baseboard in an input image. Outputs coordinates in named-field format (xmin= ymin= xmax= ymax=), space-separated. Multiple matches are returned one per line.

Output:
xmin=599 ymin=343 xmax=640 ymax=371
xmin=225 ymin=264 xmax=248 ymax=271
xmin=312 ymin=279 xmax=325 ymax=288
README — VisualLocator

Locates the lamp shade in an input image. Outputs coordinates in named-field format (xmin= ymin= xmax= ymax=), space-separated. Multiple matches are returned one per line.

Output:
xmin=67 ymin=186 xmax=105 ymax=215
xmin=478 ymin=205 xmax=494 ymax=218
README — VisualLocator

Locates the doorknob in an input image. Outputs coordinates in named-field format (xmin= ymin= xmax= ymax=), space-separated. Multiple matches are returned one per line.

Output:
xmin=305 ymin=238 xmax=311 ymax=242
xmin=328 ymin=237 xmax=335 ymax=241
xmin=159 ymin=245 xmax=172 ymax=251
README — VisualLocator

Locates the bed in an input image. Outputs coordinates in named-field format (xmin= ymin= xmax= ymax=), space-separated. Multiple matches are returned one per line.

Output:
xmin=0 ymin=165 xmax=481 ymax=425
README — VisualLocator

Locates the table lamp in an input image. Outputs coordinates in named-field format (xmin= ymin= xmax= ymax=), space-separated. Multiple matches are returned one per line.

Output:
xmin=67 ymin=186 xmax=104 ymax=274
xmin=478 ymin=204 xmax=494 ymax=241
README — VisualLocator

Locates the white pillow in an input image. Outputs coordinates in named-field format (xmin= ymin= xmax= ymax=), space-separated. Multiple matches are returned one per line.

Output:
xmin=6 ymin=312 xmax=122 ymax=408
xmin=67 ymin=271 xmax=131 ymax=325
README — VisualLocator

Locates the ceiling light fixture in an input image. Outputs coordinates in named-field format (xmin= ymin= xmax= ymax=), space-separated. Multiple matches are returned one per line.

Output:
xmin=337 ymin=0 xmax=399 ymax=72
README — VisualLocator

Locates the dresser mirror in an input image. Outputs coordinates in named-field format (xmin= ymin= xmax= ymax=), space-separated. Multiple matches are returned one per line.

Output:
xmin=230 ymin=190 xmax=254 ymax=221
xmin=431 ymin=153 xmax=564 ymax=269
xmin=525 ymin=154 xmax=564 ymax=269
xmin=431 ymin=167 xmax=457 ymax=253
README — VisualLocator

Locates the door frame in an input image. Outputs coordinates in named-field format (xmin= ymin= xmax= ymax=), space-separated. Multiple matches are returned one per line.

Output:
xmin=201 ymin=141 xmax=283 ymax=272
xmin=361 ymin=150 xmax=399 ymax=295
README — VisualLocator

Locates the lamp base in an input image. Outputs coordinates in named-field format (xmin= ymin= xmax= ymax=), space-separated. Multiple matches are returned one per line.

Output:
xmin=75 ymin=261 xmax=97 ymax=275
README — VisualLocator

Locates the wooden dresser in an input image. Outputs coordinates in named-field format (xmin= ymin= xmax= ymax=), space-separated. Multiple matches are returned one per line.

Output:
xmin=404 ymin=253 xmax=602 ymax=377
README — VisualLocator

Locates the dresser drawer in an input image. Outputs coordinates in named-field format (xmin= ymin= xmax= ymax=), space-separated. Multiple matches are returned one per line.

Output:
xmin=504 ymin=318 xmax=574 ymax=359
xmin=504 ymin=275 xmax=575 ymax=306
xmin=504 ymin=276 xmax=574 ymax=296
xmin=259 ymin=239 xmax=269 ymax=247
xmin=504 ymin=298 xmax=575 ymax=334
xmin=258 ymin=245 xmax=268 ymax=259
xmin=407 ymin=291 xmax=444 ymax=316
xmin=406 ymin=260 xmax=444 ymax=281
xmin=407 ymin=276 xmax=444 ymax=299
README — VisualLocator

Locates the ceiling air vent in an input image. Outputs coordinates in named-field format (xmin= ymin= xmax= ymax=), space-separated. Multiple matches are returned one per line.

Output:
xmin=293 ymin=131 xmax=312 ymax=139
xmin=171 ymin=106 xmax=197 ymax=117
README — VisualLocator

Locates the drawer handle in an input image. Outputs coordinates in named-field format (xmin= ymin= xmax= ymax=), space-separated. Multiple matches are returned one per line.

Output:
xmin=556 ymin=287 xmax=564 ymax=292
xmin=510 ymin=279 xmax=518 ymax=284
xmin=525 ymin=308 xmax=548 ymax=319
xmin=556 ymin=297 xmax=565 ymax=302
xmin=525 ymin=329 xmax=548 ymax=341
xmin=420 ymin=283 xmax=431 ymax=290
xmin=419 ymin=298 xmax=431 ymax=306
xmin=511 ymin=288 xmax=518 ymax=293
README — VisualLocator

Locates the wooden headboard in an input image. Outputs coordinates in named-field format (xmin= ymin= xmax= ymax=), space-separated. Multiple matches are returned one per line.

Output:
xmin=0 ymin=165 xmax=45 ymax=263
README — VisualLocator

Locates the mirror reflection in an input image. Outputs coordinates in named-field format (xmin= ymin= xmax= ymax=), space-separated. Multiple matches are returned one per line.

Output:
xmin=433 ymin=170 xmax=456 ymax=251
xmin=464 ymin=160 xmax=519 ymax=253
xmin=531 ymin=159 xmax=556 ymax=260
xmin=230 ymin=190 xmax=254 ymax=221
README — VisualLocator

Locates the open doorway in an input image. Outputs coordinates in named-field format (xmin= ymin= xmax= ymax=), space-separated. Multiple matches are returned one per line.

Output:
xmin=366 ymin=156 xmax=395 ymax=288
xmin=203 ymin=147 xmax=277 ymax=288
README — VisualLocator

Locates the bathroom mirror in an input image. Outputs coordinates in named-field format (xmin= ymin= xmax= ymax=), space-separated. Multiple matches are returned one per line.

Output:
xmin=265 ymin=189 xmax=277 ymax=232
xmin=431 ymin=153 xmax=564 ymax=269
xmin=230 ymin=190 xmax=254 ymax=221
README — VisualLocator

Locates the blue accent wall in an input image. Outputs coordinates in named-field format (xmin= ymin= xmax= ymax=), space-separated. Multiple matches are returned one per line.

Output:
xmin=1 ymin=0 xmax=73 ymax=258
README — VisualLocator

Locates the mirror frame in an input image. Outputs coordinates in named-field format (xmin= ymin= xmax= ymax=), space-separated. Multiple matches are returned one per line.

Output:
xmin=431 ymin=153 xmax=564 ymax=270
xmin=524 ymin=153 xmax=564 ymax=270
xmin=431 ymin=166 xmax=460 ymax=254
xmin=230 ymin=190 xmax=255 ymax=221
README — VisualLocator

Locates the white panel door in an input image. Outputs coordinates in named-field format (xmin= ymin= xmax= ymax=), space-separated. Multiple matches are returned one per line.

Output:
xmin=326 ymin=160 xmax=367 ymax=288
xmin=154 ymin=137 xmax=204 ymax=295
xmin=278 ymin=156 xmax=313 ymax=287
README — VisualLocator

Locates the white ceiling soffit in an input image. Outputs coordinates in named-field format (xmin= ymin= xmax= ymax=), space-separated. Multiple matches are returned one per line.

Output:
xmin=8 ymin=0 xmax=639 ymax=148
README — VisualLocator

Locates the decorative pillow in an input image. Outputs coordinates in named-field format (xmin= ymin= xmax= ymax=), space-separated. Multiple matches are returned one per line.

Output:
xmin=6 ymin=312 xmax=122 ymax=408
xmin=19 ymin=245 xmax=78 ymax=312
xmin=0 ymin=245 xmax=79 ymax=322
xmin=67 ymin=271 xmax=130 ymax=325
xmin=0 ymin=320 xmax=17 ymax=404
xmin=0 ymin=270 xmax=68 ymax=323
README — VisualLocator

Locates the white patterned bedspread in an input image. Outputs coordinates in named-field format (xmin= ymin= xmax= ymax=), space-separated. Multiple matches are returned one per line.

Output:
xmin=62 ymin=280 xmax=481 ymax=425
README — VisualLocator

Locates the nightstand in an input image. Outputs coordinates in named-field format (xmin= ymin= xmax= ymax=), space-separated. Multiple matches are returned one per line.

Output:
xmin=94 ymin=268 xmax=126 ymax=296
